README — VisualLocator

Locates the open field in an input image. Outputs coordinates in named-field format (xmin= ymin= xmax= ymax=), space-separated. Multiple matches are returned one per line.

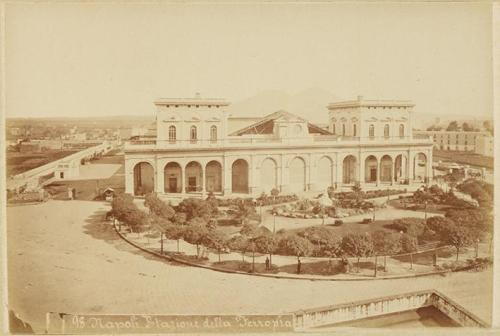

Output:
xmin=6 ymin=150 xmax=78 ymax=176
xmin=433 ymin=149 xmax=493 ymax=169
xmin=6 ymin=200 xmax=492 ymax=333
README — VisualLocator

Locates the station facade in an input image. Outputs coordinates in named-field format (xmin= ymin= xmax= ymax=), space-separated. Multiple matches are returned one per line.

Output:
xmin=124 ymin=95 xmax=434 ymax=198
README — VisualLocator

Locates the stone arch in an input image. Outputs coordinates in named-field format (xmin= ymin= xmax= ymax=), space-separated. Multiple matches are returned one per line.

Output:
xmin=289 ymin=157 xmax=306 ymax=192
xmin=342 ymin=155 xmax=357 ymax=184
xmin=164 ymin=162 xmax=182 ymax=193
xmin=133 ymin=162 xmax=154 ymax=196
xmin=205 ymin=160 xmax=222 ymax=193
xmin=232 ymin=159 xmax=249 ymax=193
xmin=317 ymin=156 xmax=333 ymax=187
xmin=394 ymin=154 xmax=407 ymax=182
xmin=380 ymin=155 xmax=393 ymax=182
xmin=260 ymin=157 xmax=278 ymax=193
xmin=185 ymin=161 xmax=203 ymax=192
xmin=414 ymin=152 xmax=428 ymax=182
xmin=364 ymin=155 xmax=378 ymax=183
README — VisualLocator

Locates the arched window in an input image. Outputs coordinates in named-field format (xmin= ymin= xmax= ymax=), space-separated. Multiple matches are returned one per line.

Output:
xmin=168 ymin=125 xmax=176 ymax=143
xmin=332 ymin=123 xmax=336 ymax=134
xmin=210 ymin=125 xmax=217 ymax=143
xmin=384 ymin=124 xmax=390 ymax=138
xmin=190 ymin=126 xmax=197 ymax=143
xmin=353 ymin=124 xmax=357 ymax=137
xmin=369 ymin=124 xmax=375 ymax=138
xmin=399 ymin=124 xmax=404 ymax=138
xmin=342 ymin=124 xmax=346 ymax=136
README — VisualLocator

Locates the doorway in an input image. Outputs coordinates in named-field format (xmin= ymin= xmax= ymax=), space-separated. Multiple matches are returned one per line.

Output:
xmin=168 ymin=178 xmax=178 ymax=193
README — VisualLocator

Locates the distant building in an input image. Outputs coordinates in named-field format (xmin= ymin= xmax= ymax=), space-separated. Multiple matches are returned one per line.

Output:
xmin=413 ymin=130 xmax=490 ymax=152
xmin=19 ymin=142 xmax=41 ymax=153
xmin=474 ymin=135 xmax=494 ymax=157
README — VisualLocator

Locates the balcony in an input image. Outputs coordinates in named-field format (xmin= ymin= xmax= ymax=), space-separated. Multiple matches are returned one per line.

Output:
xmin=125 ymin=134 xmax=433 ymax=152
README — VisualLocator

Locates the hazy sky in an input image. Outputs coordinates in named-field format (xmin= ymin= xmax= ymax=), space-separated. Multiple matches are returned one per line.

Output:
xmin=4 ymin=2 xmax=493 ymax=119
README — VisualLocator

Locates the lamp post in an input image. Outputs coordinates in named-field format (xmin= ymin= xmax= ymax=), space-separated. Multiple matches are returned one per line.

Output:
xmin=475 ymin=238 xmax=480 ymax=258
xmin=273 ymin=213 xmax=276 ymax=234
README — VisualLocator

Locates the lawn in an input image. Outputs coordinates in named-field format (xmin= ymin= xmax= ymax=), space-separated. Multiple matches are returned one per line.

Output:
xmin=433 ymin=149 xmax=493 ymax=169
xmin=287 ymin=219 xmax=395 ymax=236
xmin=6 ymin=150 xmax=79 ymax=176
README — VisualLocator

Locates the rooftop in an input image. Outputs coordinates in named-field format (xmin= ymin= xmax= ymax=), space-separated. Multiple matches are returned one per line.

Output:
xmin=154 ymin=94 xmax=229 ymax=107
xmin=328 ymin=96 xmax=414 ymax=109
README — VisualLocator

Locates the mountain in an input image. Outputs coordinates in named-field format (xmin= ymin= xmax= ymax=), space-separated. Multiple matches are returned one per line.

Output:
xmin=227 ymin=87 xmax=339 ymax=123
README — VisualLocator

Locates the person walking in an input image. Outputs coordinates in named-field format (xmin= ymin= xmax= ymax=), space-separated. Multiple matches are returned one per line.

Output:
xmin=297 ymin=259 xmax=301 ymax=274
xmin=265 ymin=257 xmax=270 ymax=270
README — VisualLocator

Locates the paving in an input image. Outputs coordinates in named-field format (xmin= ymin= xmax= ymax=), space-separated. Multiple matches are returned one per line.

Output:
xmin=6 ymin=200 xmax=493 ymax=333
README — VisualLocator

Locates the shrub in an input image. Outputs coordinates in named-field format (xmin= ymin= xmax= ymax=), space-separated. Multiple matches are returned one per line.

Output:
xmin=391 ymin=218 xmax=426 ymax=238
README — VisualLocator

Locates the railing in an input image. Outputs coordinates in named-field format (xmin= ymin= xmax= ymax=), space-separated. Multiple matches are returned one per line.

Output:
xmin=125 ymin=134 xmax=433 ymax=150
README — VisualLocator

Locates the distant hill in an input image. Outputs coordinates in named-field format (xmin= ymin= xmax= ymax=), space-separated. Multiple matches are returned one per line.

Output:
xmin=227 ymin=87 xmax=339 ymax=123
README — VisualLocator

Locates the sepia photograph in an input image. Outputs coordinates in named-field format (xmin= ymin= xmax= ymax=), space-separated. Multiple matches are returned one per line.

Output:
xmin=1 ymin=1 xmax=498 ymax=334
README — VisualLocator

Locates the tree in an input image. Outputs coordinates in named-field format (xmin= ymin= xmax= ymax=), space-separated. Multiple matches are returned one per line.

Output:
xmin=234 ymin=202 xmax=257 ymax=225
xmin=462 ymin=122 xmax=474 ymax=132
xmin=278 ymin=234 xmax=313 ymax=262
xmin=164 ymin=224 xmax=185 ymax=253
xmin=172 ymin=212 xmax=187 ymax=226
xmin=270 ymin=188 xmax=280 ymax=202
xmin=400 ymin=233 xmax=418 ymax=269
xmin=413 ymin=187 xmax=436 ymax=219
xmin=183 ymin=218 xmax=209 ymax=258
xmin=149 ymin=214 xmax=172 ymax=254
xmin=351 ymin=182 xmax=363 ymax=202
xmin=391 ymin=217 xmax=426 ymax=239
xmin=446 ymin=121 xmax=459 ymax=131
xmin=203 ymin=230 xmax=228 ymax=262
xmin=371 ymin=230 xmax=401 ymax=273
xmin=341 ymin=233 xmax=374 ymax=272
xmin=253 ymin=234 xmax=279 ymax=267
xmin=227 ymin=235 xmax=250 ymax=262
xmin=483 ymin=120 xmax=493 ymax=134
xmin=445 ymin=225 xmax=473 ymax=261
xmin=445 ymin=208 xmax=492 ymax=238
xmin=176 ymin=198 xmax=212 ymax=221
xmin=298 ymin=226 xmax=338 ymax=256
xmin=144 ymin=193 xmax=175 ymax=219
xmin=205 ymin=192 xmax=219 ymax=216
xmin=425 ymin=216 xmax=456 ymax=241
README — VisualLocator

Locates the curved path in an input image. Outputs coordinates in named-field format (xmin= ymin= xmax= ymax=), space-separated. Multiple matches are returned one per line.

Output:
xmin=6 ymin=200 xmax=492 ymax=332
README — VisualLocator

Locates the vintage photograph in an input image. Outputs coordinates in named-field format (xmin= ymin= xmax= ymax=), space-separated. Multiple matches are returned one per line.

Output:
xmin=2 ymin=1 xmax=497 ymax=333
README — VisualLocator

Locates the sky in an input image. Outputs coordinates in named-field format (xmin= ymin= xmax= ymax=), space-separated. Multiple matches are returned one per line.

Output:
xmin=4 ymin=2 xmax=493 ymax=119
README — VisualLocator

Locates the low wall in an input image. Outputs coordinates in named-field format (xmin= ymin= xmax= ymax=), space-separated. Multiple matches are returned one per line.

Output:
xmin=293 ymin=290 xmax=488 ymax=330
xmin=430 ymin=291 xmax=488 ymax=328
xmin=293 ymin=291 xmax=433 ymax=330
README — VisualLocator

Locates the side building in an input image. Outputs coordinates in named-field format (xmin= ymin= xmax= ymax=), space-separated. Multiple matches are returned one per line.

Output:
xmin=124 ymin=96 xmax=434 ymax=199
xmin=413 ymin=130 xmax=491 ymax=153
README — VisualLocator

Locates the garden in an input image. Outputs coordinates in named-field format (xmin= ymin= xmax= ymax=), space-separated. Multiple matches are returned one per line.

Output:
xmin=109 ymin=178 xmax=493 ymax=278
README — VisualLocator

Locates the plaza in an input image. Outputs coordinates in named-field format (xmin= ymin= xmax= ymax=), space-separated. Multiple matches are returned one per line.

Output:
xmin=6 ymin=200 xmax=493 ymax=332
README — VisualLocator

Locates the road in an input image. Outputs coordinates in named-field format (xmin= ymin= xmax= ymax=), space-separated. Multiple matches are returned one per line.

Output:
xmin=6 ymin=200 xmax=493 ymax=333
